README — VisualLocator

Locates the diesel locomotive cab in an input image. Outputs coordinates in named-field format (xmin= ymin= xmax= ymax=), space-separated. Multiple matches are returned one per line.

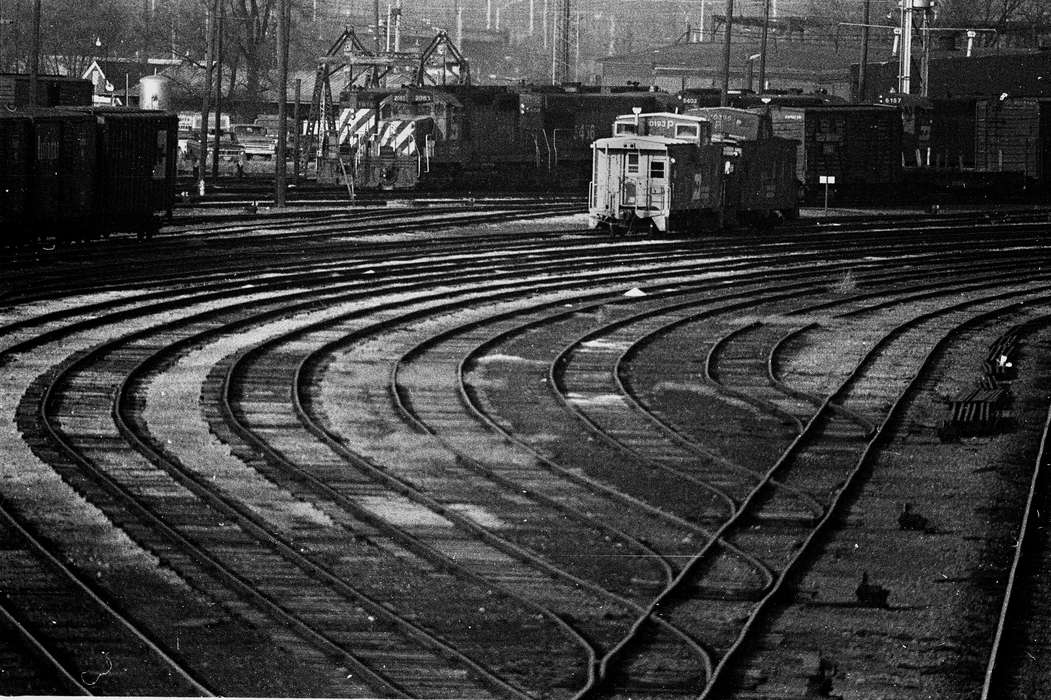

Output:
xmin=365 ymin=89 xmax=454 ymax=190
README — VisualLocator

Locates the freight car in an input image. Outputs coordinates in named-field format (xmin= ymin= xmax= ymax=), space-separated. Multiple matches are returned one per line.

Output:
xmin=589 ymin=109 xmax=798 ymax=233
xmin=677 ymin=88 xmax=840 ymax=111
xmin=0 ymin=73 xmax=94 ymax=111
xmin=79 ymin=107 xmax=178 ymax=238
xmin=761 ymin=103 xmax=903 ymax=203
xmin=0 ymin=107 xmax=177 ymax=247
xmin=15 ymin=109 xmax=98 ymax=243
xmin=357 ymin=84 xmax=675 ymax=191
xmin=974 ymin=96 xmax=1049 ymax=186
xmin=894 ymin=95 xmax=1050 ymax=199
xmin=0 ymin=112 xmax=36 ymax=245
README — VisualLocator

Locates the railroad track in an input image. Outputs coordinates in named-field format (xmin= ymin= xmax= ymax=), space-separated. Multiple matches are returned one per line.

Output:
xmin=980 ymin=326 xmax=1051 ymax=699
xmin=2 ymin=210 xmax=1051 ymax=695
xmin=442 ymin=262 xmax=1051 ymax=693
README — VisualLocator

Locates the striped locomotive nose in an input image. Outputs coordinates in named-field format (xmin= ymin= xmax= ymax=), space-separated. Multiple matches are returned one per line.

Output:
xmin=377 ymin=120 xmax=418 ymax=155
xmin=337 ymin=108 xmax=377 ymax=147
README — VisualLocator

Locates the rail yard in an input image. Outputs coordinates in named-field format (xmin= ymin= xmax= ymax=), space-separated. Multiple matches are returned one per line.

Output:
xmin=2 ymin=200 xmax=1051 ymax=697
xmin=4 ymin=0 xmax=1051 ymax=694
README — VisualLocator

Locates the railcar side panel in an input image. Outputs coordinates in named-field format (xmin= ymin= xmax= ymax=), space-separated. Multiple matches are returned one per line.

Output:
xmin=0 ymin=74 xmax=93 ymax=110
xmin=83 ymin=108 xmax=178 ymax=234
xmin=30 ymin=111 xmax=96 ymax=239
xmin=975 ymin=96 xmax=1047 ymax=183
xmin=0 ymin=114 xmax=33 ymax=244
xmin=732 ymin=138 xmax=799 ymax=214
xmin=766 ymin=105 xmax=902 ymax=199
xmin=929 ymin=97 xmax=977 ymax=170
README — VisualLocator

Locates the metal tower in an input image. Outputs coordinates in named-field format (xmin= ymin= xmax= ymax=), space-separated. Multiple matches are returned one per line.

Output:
xmin=552 ymin=0 xmax=571 ymax=84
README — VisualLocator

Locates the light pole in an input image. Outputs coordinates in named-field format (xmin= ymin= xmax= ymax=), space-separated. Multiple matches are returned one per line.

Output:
xmin=94 ymin=36 xmax=105 ymax=102
xmin=858 ymin=0 xmax=870 ymax=102
xmin=720 ymin=0 xmax=734 ymax=106
xmin=199 ymin=0 xmax=216 ymax=195
xmin=29 ymin=0 xmax=41 ymax=107
xmin=275 ymin=0 xmax=289 ymax=206
xmin=757 ymin=0 xmax=770 ymax=93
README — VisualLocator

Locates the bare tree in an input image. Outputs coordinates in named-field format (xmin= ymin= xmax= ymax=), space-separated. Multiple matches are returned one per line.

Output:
xmin=227 ymin=0 xmax=275 ymax=117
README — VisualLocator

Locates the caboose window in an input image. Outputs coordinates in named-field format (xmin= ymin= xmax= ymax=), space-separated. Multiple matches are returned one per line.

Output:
xmin=649 ymin=160 xmax=665 ymax=179
xmin=627 ymin=152 xmax=639 ymax=173
xmin=674 ymin=124 xmax=698 ymax=138
xmin=615 ymin=122 xmax=637 ymax=135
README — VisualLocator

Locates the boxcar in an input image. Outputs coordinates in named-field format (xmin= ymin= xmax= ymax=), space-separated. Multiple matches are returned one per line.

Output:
xmin=727 ymin=138 xmax=799 ymax=221
xmin=975 ymin=96 xmax=1050 ymax=186
xmin=0 ymin=74 xmax=93 ymax=111
xmin=763 ymin=104 xmax=902 ymax=202
xmin=30 ymin=110 xmax=97 ymax=241
xmin=70 ymin=107 xmax=178 ymax=236
xmin=0 ymin=113 xmax=33 ymax=245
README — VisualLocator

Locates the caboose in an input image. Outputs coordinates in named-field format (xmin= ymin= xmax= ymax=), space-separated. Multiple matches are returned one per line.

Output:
xmin=589 ymin=113 xmax=725 ymax=232
xmin=589 ymin=109 xmax=798 ymax=233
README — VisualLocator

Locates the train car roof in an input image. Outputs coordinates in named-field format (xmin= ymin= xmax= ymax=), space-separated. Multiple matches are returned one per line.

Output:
xmin=613 ymin=111 xmax=709 ymax=122
xmin=592 ymin=135 xmax=686 ymax=150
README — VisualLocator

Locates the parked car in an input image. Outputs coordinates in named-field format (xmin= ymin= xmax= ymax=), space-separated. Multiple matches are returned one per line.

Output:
xmin=184 ymin=130 xmax=245 ymax=168
xmin=232 ymin=123 xmax=277 ymax=160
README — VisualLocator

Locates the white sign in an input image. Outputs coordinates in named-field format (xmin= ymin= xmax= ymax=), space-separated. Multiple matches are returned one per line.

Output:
xmin=819 ymin=175 xmax=836 ymax=184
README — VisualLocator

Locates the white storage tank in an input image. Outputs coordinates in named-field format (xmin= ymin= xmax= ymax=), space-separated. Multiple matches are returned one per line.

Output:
xmin=139 ymin=75 xmax=171 ymax=111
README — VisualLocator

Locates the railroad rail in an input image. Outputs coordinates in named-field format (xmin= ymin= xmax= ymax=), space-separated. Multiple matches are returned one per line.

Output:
xmin=2 ymin=209 xmax=1051 ymax=694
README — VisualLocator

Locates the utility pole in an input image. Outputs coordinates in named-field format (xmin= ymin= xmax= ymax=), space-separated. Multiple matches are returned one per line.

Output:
xmin=29 ymin=0 xmax=41 ymax=107
xmin=720 ymin=0 xmax=733 ymax=106
xmin=275 ymin=0 xmax=289 ymax=206
xmin=543 ymin=0 xmax=548 ymax=49
xmin=858 ymin=0 xmax=870 ymax=102
xmin=198 ymin=0 xmax=216 ymax=194
xmin=373 ymin=0 xmax=380 ymax=84
xmin=1 ymin=0 xmax=9 ymax=72
xmin=757 ymin=0 xmax=770 ymax=93
xmin=920 ymin=5 xmax=930 ymax=97
xmin=211 ymin=3 xmax=223 ymax=179
xmin=455 ymin=0 xmax=463 ymax=51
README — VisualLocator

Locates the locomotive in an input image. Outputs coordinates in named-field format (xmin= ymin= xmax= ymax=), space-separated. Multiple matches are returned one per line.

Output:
xmin=351 ymin=85 xmax=676 ymax=191
xmin=588 ymin=108 xmax=799 ymax=233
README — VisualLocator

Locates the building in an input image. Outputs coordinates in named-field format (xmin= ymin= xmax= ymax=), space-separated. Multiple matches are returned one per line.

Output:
xmin=860 ymin=50 xmax=1051 ymax=103
xmin=598 ymin=37 xmax=892 ymax=99
xmin=82 ymin=58 xmax=179 ymax=105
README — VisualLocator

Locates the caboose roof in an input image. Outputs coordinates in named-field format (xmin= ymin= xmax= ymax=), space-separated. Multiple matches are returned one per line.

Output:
xmin=592 ymin=135 xmax=683 ymax=150
xmin=613 ymin=111 xmax=709 ymax=123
